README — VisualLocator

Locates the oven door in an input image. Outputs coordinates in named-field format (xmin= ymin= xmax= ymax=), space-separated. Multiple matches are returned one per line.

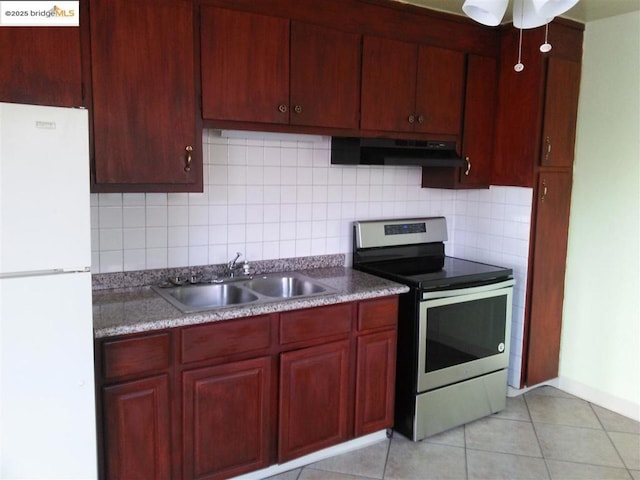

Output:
xmin=417 ymin=279 xmax=514 ymax=393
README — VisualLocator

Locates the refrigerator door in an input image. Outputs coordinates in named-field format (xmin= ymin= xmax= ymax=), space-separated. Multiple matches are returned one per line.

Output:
xmin=0 ymin=272 xmax=97 ymax=478
xmin=0 ymin=102 xmax=91 ymax=275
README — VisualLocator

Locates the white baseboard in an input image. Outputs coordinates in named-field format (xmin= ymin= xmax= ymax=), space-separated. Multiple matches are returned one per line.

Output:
xmin=557 ymin=376 xmax=640 ymax=422
xmin=507 ymin=376 xmax=639 ymax=422
xmin=507 ymin=377 xmax=560 ymax=397
xmin=232 ymin=430 xmax=389 ymax=480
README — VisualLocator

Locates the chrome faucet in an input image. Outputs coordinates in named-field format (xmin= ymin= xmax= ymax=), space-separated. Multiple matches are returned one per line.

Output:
xmin=226 ymin=252 xmax=242 ymax=277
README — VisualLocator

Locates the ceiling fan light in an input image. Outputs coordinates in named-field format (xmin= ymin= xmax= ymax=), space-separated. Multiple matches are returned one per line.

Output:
xmin=462 ymin=0 xmax=509 ymax=26
xmin=532 ymin=0 xmax=580 ymax=18
xmin=513 ymin=0 xmax=554 ymax=29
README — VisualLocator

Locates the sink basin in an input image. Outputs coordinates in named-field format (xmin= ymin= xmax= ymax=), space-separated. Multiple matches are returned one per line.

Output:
xmin=152 ymin=272 xmax=335 ymax=313
xmin=243 ymin=276 xmax=328 ymax=298
xmin=152 ymin=283 xmax=259 ymax=313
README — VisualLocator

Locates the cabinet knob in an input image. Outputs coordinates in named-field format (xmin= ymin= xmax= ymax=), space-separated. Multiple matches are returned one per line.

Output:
xmin=184 ymin=145 xmax=193 ymax=172
xmin=541 ymin=180 xmax=548 ymax=202
xmin=464 ymin=156 xmax=471 ymax=176
xmin=408 ymin=114 xmax=415 ymax=124
xmin=294 ymin=105 xmax=302 ymax=114
xmin=417 ymin=114 xmax=425 ymax=124
xmin=278 ymin=104 xmax=288 ymax=113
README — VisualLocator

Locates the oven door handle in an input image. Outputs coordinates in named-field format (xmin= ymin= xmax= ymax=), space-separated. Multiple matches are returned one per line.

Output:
xmin=421 ymin=278 xmax=515 ymax=300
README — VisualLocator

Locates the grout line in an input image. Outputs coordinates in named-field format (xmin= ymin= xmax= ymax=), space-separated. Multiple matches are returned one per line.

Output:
xmin=463 ymin=423 xmax=469 ymax=480
xmin=590 ymin=400 xmax=633 ymax=474
xmin=381 ymin=431 xmax=393 ymax=480
xmin=523 ymin=393 xmax=554 ymax=480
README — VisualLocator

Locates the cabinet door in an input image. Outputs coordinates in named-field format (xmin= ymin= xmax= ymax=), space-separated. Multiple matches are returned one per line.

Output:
xmin=361 ymin=36 xmax=417 ymax=132
xmin=201 ymin=7 xmax=289 ymax=124
xmin=279 ymin=340 xmax=350 ymax=463
xmin=355 ymin=331 xmax=397 ymax=436
xmin=540 ymin=58 xmax=581 ymax=168
xmin=492 ymin=27 xmax=545 ymax=188
xmin=460 ymin=54 xmax=498 ymax=187
xmin=102 ymin=375 xmax=171 ymax=480
xmin=525 ymin=172 xmax=572 ymax=385
xmin=90 ymin=0 xmax=198 ymax=189
xmin=182 ymin=357 xmax=272 ymax=480
xmin=0 ymin=27 xmax=82 ymax=107
xmin=415 ymin=46 xmax=465 ymax=135
xmin=290 ymin=22 xmax=361 ymax=129
xmin=421 ymin=54 xmax=497 ymax=189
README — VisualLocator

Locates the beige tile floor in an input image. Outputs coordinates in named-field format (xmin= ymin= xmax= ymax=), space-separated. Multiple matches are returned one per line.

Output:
xmin=266 ymin=386 xmax=640 ymax=480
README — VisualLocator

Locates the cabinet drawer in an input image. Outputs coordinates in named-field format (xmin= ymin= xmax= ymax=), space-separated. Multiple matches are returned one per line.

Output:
xmin=357 ymin=297 xmax=398 ymax=332
xmin=280 ymin=303 xmax=353 ymax=346
xmin=180 ymin=315 xmax=273 ymax=364
xmin=102 ymin=333 xmax=171 ymax=380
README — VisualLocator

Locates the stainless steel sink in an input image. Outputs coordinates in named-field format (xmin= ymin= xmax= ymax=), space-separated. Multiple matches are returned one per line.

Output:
xmin=243 ymin=276 xmax=327 ymax=298
xmin=152 ymin=283 xmax=259 ymax=313
xmin=152 ymin=271 xmax=335 ymax=313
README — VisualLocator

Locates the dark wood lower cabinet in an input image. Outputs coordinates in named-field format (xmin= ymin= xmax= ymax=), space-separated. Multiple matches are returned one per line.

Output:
xmin=97 ymin=297 xmax=398 ymax=479
xmin=355 ymin=331 xmax=397 ymax=436
xmin=524 ymin=172 xmax=573 ymax=386
xmin=182 ymin=357 xmax=273 ymax=480
xmin=278 ymin=340 xmax=350 ymax=463
xmin=102 ymin=375 xmax=171 ymax=480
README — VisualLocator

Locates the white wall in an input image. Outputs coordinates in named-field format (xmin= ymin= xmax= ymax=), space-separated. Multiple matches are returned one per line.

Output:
xmin=90 ymin=132 xmax=533 ymax=387
xmin=559 ymin=11 xmax=640 ymax=419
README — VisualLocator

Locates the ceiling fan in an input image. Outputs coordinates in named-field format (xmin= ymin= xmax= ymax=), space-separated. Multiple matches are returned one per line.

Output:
xmin=462 ymin=0 xmax=580 ymax=71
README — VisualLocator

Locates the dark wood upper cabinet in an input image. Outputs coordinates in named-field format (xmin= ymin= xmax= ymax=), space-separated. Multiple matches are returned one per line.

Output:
xmin=415 ymin=45 xmax=465 ymax=135
xmin=0 ymin=27 xmax=83 ymax=107
xmin=361 ymin=36 xmax=417 ymax=132
xmin=361 ymin=35 xmax=464 ymax=136
xmin=289 ymin=22 xmax=361 ymax=129
xmin=540 ymin=57 xmax=581 ymax=168
xmin=460 ymin=54 xmax=498 ymax=187
xmin=421 ymin=53 xmax=498 ymax=189
xmin=201 ymin=7 xmax=360 ymax=130
xmin=492 ymin=22 xmax=583 ymax=187
xmin=89 ymin=0 xmax=201 ymax=192
xmin=200 ymin=6 xmax=290 ymax=124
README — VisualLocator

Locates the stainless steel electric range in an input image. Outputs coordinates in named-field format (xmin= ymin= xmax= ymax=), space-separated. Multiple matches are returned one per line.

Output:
xmin=353 ymin=217 xmax=514 ymax=440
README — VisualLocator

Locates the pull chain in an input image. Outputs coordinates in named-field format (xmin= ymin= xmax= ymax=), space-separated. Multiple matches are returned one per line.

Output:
xmin=514 ymin=27 xmax=524 ymax=72
xmin=540 ymin=23 xmax=552 ymax=52
xmin=514 ymin=0 xmax=525 ymax=72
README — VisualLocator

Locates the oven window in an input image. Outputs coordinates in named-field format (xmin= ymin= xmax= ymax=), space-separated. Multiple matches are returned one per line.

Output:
xmin=425 ymin=295 xmax=507 ymax=372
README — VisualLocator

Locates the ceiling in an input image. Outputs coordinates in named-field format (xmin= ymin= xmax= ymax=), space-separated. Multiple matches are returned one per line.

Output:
xmin=392 ymin=0 xmax=640 ymax=23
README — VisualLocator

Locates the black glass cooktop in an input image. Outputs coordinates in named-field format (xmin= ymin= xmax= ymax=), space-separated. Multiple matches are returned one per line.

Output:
xmin=357 ymin=256 xmax=513 ymax=291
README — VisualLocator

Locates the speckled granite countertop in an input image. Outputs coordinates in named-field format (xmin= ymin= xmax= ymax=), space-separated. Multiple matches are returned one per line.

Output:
xmin=93 ymin=267 xmax=409 ymax=339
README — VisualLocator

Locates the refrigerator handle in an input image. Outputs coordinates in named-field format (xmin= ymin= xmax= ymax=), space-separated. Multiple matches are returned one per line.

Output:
xmin=0 ymin=267 xmax=90 ymax=279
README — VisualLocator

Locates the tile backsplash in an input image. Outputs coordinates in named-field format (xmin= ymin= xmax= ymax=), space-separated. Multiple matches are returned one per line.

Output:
xmin=90 ymin=129 xmax=532 ymax=387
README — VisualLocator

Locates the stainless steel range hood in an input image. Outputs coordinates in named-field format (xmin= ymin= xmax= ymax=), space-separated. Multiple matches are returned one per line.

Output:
xmin=330 ymin=137 xmax=466 ymax=168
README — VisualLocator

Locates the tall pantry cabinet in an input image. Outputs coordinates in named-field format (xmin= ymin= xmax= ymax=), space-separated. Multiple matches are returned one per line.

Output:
xmin=492 ymin=21 xmax=583 ymax=387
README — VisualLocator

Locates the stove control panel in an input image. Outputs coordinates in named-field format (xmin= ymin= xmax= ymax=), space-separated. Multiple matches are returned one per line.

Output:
xmin=384 ymin=222 xmax=427 ymax=235
xmin=355 ymin=217 xmax=448 ymax=249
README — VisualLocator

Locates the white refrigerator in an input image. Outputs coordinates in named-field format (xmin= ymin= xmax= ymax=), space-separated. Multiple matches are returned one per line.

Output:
xmin=0 ymin=103 xmax=97 ymax=479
